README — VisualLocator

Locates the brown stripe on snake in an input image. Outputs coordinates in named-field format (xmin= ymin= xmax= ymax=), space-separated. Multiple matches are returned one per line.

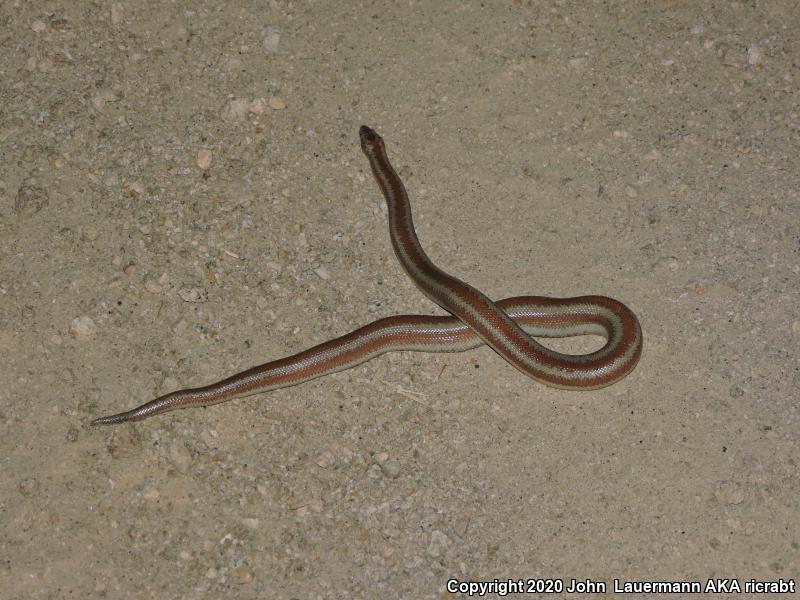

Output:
xmin=91 ymin=126 xmax=642 ymax=425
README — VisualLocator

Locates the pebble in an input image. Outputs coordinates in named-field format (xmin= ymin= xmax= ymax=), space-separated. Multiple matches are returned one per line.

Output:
xmin=69 ymin=316 xmax=97 ymax=339
xmin=92 ymin=89 xmax=120 ymax=111
xmin=31 ymin=20 xmax=47 ymax=33
xmin=81 ymin=226 xmax=99 ymax=241
xmin=196 ymin=149 xmax=213 ymax=170
xmin=313 ymin=266 xmax=330 ymax=280
xmin=747 ymin=44 xmax=762 ymax=66
xmin=178 ymin=285 xmax=207 ymax=303
xmin=315 ymin=450 xmax=335 ymax=468
xmin=14 ymin=179 xmax=49 ymax=218
xmin=241 ymin=518 xmax=260 ymax=530
xmin=246 ymin=98 xmax=264 ymax=115
xmin=18 ymin=478 xmax=39 ymax=496
xmin=142 ymin=487 xmax=160 ymax=501
xmin=380 ymin=459 xmax=401 ymax=479
xmin=231 ymin=565 xmax=253 ymax=584
xmin=144 ymin=278 xmax=162 ymax=293
xmin=269 ymin=97 xmax=286 ymax=110
xmin=261 ymin=26 xmax=281 ymax=54
xmin=220 ymin=98 xmax=249 ymax=121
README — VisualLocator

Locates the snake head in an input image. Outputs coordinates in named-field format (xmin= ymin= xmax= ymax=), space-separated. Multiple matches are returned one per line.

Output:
xmin=359 ymin=125 xmax=384 ymax=154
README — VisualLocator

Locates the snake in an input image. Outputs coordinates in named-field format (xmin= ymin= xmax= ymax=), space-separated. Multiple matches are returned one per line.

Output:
xmin=91 ymin=126 xmax=642 ymax=425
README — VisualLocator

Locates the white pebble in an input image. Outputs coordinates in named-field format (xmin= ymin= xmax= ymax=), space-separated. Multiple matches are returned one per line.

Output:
xmin=261 ymin=25 xmax=281 ymax=54
xmin=248 ymin=98 xmax=265 ymax=115
xmin=144 ymin=278 xmax=163 ymax=293
xmin=196 ymin=149 xmax=212 ymax=170
xmin=313 ymin=266 xmax=330 ymax=280
xmin=269 ymin=97 xmax=286 ymax=110
xmin=747 ymin=44 xmax=762 ymax=65
xmin=69 ymin=316 xmax=97 ymax=339
xmin=31 ymin=20 xmax=47 ymax=33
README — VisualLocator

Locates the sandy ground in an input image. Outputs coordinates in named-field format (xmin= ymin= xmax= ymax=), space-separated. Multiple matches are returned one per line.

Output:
xmin=2 ymin=1 xmax=798 ymax=598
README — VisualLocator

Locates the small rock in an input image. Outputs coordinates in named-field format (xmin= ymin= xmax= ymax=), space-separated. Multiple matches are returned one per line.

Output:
xmin=220 ymin=98 xmax=249 ymax=121
xmin=747 ymin=44 xmax=762 ymax=66
xmin=315 ymin=450 xmax=335 ymax=468
xmin=14 ymin=179 xmax=49 ymax=218
xmin=242 ymin=518 xmax=260 ymax=530
xmin=81 ymin=226 xmax=99 ymax=241
xmin=381 ymin=459 xmax=401 ymax=479
xmin=69 ymin=316 xmax=97 ymax=339
xmin=144 ymin=278 xmax=162 ymax=293
xmin=269 ymin=97 xmax=286 ymax=110
xmin=248 ymin=98 xmax=265 ymax=115
xmin=142 ymin=487 xmax=160 ymax=501
xmin=261 ymin=25 xmax=281 ymax=54
xmin=196 ymin=149 xmax=213 ymax=170
xmin=92 ymin=89 xmax=120 ymax=111
xmin=18 ymin=478 xmax=39 ymax=496
xmin=231 ymin=565 xmax=253 ymax=584
xmin=178 ymin=285 xmax=207 ymax=303
xmin=32 ymin=20 xmax=47 ymax=33
xmin=125 ymin=181 xmax=145 ymax=195
xmin=313 ymin=266 xmax=330 ymax=280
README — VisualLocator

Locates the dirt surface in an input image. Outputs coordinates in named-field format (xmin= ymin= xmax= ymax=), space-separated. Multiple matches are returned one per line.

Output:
xmin=2 ymin=1 xmax=798 ymax=598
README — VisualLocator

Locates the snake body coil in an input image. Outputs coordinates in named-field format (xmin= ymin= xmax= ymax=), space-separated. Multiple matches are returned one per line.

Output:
xmin=92 ymin=127 xmax=641 ymax=425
